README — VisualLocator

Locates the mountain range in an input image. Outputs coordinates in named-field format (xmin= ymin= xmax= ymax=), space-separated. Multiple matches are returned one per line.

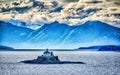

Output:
xmin=0 ymin=20 xmax=120 ymax=49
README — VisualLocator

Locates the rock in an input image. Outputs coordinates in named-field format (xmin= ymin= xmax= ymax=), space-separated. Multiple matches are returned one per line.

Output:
xmin=21 ymin=49 xmax=61 ymax=64
xmin=21 ymin=49 xmax=85 ymax=64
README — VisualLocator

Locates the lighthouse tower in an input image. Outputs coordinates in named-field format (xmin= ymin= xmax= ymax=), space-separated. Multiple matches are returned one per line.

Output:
xmin=42 ymin=49 xmax=54 ymax=57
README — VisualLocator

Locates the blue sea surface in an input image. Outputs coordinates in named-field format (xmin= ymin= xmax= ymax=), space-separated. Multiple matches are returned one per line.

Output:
xmin=0 ymin=51 xmax=120 ymax=75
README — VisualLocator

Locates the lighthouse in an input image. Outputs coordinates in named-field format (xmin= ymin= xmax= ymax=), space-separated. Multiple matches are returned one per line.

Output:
xmin=42 ymin=49 xmax=54 ymax=57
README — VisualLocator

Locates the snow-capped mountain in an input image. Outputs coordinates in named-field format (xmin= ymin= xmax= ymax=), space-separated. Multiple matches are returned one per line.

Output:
xmin=4 ymin=20 xmax=43 ymax=29
xmin=1 ymin=20 xmax=119 ymax=49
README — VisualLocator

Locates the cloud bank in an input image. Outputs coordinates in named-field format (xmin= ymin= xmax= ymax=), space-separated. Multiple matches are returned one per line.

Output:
xmin=0 ymin=0 xmax=120 ymax=29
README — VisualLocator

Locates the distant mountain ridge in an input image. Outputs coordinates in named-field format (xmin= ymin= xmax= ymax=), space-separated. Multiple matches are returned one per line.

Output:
xmin=99 ymin=45 xmax=120 ymax=51
xmin=78 ymin=45 xmax=120 ymax=51
xmin=0 ymin=45 xmax=14 ymax=50
xmin=0 ymin=20 xmax=120 ymax=49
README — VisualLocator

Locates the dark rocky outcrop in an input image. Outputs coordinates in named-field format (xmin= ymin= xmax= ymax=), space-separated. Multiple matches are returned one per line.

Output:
xmin=21 ymin=49 xmax=85 ymax=64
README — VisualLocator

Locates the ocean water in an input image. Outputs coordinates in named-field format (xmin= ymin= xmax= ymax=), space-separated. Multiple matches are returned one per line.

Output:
xmin=0 ymin=51 xmax=120 ymax=75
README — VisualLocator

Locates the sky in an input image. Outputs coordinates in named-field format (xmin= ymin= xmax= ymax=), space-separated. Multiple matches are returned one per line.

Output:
xmin=0 ymin=0 xmax=120 ymax=28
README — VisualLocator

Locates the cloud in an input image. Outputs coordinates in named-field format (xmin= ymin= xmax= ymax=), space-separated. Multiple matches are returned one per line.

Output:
xmin=80 ymin=0 xmax=104 ymax=3
xmin=0 ymin=0 xmax=120 ymax=29
xmin=63 ymin=0 xmax=79 ymax=3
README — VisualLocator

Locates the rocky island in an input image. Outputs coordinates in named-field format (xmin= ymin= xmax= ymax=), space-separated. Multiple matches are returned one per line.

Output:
xmin=21 ymin=49 xmax=85 ymax=64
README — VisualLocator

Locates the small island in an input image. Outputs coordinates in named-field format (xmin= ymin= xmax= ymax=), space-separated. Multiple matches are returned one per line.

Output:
xmin=21 ymin=49 xmax=85 ymax=64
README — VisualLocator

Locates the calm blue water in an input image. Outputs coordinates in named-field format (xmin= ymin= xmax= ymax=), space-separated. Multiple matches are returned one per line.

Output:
xmin=0 ymin=51 xmax=120 ymax=75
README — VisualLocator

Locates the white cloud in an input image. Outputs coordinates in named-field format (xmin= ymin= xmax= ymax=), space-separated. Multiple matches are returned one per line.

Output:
xmin=0 ymin=0 xmax=120 ymax=29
